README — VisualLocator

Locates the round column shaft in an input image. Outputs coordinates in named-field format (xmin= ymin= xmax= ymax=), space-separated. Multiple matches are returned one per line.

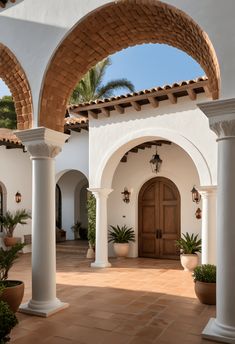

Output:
xmin=15 ymin=127 xmax=69 ymax=317
xmin=198 ymin=99 xmax=235 ymax=343
xmin=199 ymin=186 xmax=217 ymax=265
xmin=89 ymin=188 xmax=112 ymax=268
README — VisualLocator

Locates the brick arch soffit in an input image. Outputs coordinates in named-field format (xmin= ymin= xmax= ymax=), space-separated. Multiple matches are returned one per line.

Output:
xmin=0 ymin=43 xmax=33 ymax=130
xmin=40 ymin=0 xmax=220 ymax=132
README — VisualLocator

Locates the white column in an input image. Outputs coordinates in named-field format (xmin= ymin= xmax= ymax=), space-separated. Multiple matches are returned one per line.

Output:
xmin=15 ymin=127 xmax=69 ymax=317
xmin=198 ymin=186 xmax=217 ymax=265
xmin=89 ymin=188 xmax=113 ymax=268
xmin=198 ymin=99 xmax=235 ymax=343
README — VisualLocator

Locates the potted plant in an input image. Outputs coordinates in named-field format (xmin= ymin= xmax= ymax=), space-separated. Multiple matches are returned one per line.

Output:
xmin=193 ymin=264 xmax=216 ymax=305
xmin=175 ymin=232 xmax=201 ymax=271
xmin=71 ymin=221 xmax=88 ymax=240
xmin=87 ymin=193 xmax=96 ymax=259
xmin=0 ymin=209 xmax=31 ymax=247
xmin=108 ymin=225 xmax=135 ymax=258
xmin=0 ymin=297 xmax=18 ymax=344
xmin=0 ymin=243 xmax=25 ymax=313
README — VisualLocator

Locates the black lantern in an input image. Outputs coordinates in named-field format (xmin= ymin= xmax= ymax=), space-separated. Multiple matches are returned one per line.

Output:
xmin=15 ymin=191 xmax=22 ymax=203
xmin=149 ymin=148 xmax=162 ymax=174
xmin=191 ymin=186 xmax=201 ymax=203
xmin=121 ymin=187 xmax=130 ymax=203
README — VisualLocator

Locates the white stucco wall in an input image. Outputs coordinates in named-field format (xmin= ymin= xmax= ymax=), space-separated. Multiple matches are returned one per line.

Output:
xmin=108 ymin=143 xmax=202 ymax=257
xmin=89 ymin=94 xmax=218 ymax=189
xmin=0 ymin=146 xmax=32 ymax=243
xmin=0 ymin=1 xmax=235 ymax=125
xmin=55 ymin=131 xmax=89 ymax=180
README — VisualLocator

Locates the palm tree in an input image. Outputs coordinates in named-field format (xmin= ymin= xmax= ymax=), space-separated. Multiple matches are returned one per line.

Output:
xmin=70 ymin=58 xmax=135 ymax=104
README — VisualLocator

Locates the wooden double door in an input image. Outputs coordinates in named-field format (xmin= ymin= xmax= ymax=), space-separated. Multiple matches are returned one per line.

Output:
xmin=138 ymin=177 xmax=180 ymax=260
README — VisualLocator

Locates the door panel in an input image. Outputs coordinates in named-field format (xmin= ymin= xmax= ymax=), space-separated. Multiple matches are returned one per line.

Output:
xmin=139 ymin=177 xmax=180 ymax=260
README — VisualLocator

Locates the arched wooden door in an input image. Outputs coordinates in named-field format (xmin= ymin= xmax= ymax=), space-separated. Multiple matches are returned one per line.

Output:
xmin=138 ymin=177 xmax=180 ymax=259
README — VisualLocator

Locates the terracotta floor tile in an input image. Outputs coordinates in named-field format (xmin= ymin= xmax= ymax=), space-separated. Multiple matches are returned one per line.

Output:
xmin=9 ymin=253 xmax=216 ymax=344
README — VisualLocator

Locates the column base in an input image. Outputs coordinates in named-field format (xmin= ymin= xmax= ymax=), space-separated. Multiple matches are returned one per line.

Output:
xmin=91 ymin=261 xmax=111 ymax=268
xmin=202 ymin=318 xmax=235 ymax=343
xmin=19 ymin=298 xmax=69 ymax=317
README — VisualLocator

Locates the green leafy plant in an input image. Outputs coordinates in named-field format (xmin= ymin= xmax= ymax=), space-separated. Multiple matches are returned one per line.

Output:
xmin=108 ymin=225 xmax=135 ymax=244
xmin=70 ymin=58 xmax=135 ymax=104
xmin=0 ymin=209 xmax=31 ymax=238
xmin=193 ymin=264 xmax=216 ymax=283
xmin=0 ymin=95 xmax=17 ymax=130
xmin=87 ymin=193 xmax=96 ymax=248
xmin=0 ymin=243 xmax=25 ymax=281
xmin=175 ymin=232 xmax=201 ymax=254
xmin=0 ymin=300 xmax=18 ymax=344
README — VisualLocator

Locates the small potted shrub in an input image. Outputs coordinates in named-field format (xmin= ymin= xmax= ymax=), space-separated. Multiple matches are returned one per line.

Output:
xmin=108 ymin=225 xmax=135 ymax=258
xmin=175 ymin=232 xmax=201 ymax=271
xmin=0 ymin=209 xmax=31 ymax=247
xmin=71 ymin=221 xmax=88 ymax=240
xmin=193 ymin=264 xmax=216 ymax=305
xmin=0 ymin=243 xmax=25 ymax=313
xmin=0 ymin=298 xmax=18 ymax=344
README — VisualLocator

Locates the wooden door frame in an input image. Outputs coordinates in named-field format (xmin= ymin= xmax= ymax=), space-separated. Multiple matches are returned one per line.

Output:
xmin=138 ymin=176 xmax=181 ymax=258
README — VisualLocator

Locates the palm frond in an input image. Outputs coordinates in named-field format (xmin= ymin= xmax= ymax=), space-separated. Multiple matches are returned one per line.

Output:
xmin=96 ymin=79 xmax=135 ymax=99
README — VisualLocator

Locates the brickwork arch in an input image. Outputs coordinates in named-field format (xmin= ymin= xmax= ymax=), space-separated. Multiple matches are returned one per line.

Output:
xmin=0 ymin=43 xmax=33 ymax=129
xmin=40 ymin=0 xmax=220 ymax=132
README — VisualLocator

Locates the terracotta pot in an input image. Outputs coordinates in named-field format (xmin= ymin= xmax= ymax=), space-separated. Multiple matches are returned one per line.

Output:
xmin=194 ymin=281 xmax=216 ymax=305
xmin=86 ymin=247 xmax=95 ymax=259
xmin=113 ymin=243 xmax=130 ymax=258
xmin=0 ymin=280 xmax=24 ymax=313
xmin=180 ymin=254 xmax=198 ymax=271
xmin=4 ymin=237 xmax=17 ymax=247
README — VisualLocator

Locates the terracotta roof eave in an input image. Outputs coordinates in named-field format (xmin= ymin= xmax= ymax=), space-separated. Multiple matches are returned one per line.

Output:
xmin=69 ymin=78 xmax=210 ymax=116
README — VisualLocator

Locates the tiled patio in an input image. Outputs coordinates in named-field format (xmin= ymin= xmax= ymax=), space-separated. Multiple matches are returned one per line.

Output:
xmin=9 ymin=253 xmax=217 ymax=344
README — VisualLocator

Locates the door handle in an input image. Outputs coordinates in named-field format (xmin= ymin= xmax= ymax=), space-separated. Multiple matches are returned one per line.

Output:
xmin=156 ymin=229 xmax=161 ymax=239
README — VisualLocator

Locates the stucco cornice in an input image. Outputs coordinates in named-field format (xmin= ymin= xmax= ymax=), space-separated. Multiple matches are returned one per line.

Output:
xmin=198 ymin=98 xmax=235 ymax=138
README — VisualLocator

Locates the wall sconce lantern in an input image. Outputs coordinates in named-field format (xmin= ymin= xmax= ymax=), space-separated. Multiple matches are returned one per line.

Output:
xmin=15 ymin=191 xmax=22 ymax=203
xmin=149 ymin=148 xmax=162 ymax=174
xmin=195 ymin=207 xmax=202 ymax=219
xmin=191 ymin=186 xmax=201 ymax=204
xmin=121 ymin=187 xmax=130 ymax=203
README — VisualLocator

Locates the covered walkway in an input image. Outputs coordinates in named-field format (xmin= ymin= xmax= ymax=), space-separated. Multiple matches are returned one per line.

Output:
xmin=9 ymin=253 xmax=216 ymax=344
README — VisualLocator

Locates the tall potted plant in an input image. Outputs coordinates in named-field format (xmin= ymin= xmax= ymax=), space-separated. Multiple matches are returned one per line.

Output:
xmin=87 ymin=193 xmax=96 ymax=259
xmin=193 ymin=264 xmax=216 ymax=305
xmin=0 ymin=243 xmax=25 ymax=313
xmin=175 ymin=232 xmax=201 ymax=271
xmin=108 ymin=225 xmax=135 ymax=258
xmin=0 ymin=209 xmax=31 ymax=247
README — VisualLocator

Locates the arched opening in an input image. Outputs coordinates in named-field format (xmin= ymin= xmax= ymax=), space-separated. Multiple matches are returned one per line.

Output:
xmin=0 ymin=43 xmax=33 ymax=129
xmin=106 ymin=134 xmax=205 ymax=258
xmin=56 ymin=184 xmax=62 ymax=229
xmin=40 ymin=0 xmax=220 ymax=132
xmin=56 ymin=169 xmax=88 ymax=242
xmin=138 ymin=176 xmax=180 ymax=259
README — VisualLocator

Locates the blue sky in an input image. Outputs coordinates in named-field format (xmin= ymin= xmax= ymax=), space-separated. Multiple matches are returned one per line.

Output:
xmin=0 ymin=44 xmax=204 ymax=98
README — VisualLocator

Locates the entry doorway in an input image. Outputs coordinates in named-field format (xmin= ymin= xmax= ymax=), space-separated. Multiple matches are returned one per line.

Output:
xmin=138 ymin=177 xmax=180 ymax=259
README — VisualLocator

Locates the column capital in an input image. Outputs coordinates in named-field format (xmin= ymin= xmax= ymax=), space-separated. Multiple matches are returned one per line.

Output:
xmin=198 ymin=185 xmax=217 ymax=198
xmin=198 ymin=98 xmax=235 ymax=139
xmin=88 ymin=188 xmax=113 ymax=199
xmin=14 ymin=127 xmax=69 ymax=159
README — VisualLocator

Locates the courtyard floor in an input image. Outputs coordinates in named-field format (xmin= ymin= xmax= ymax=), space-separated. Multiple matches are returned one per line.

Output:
xmin=9 ymin=253 xmax=217 ymax=344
